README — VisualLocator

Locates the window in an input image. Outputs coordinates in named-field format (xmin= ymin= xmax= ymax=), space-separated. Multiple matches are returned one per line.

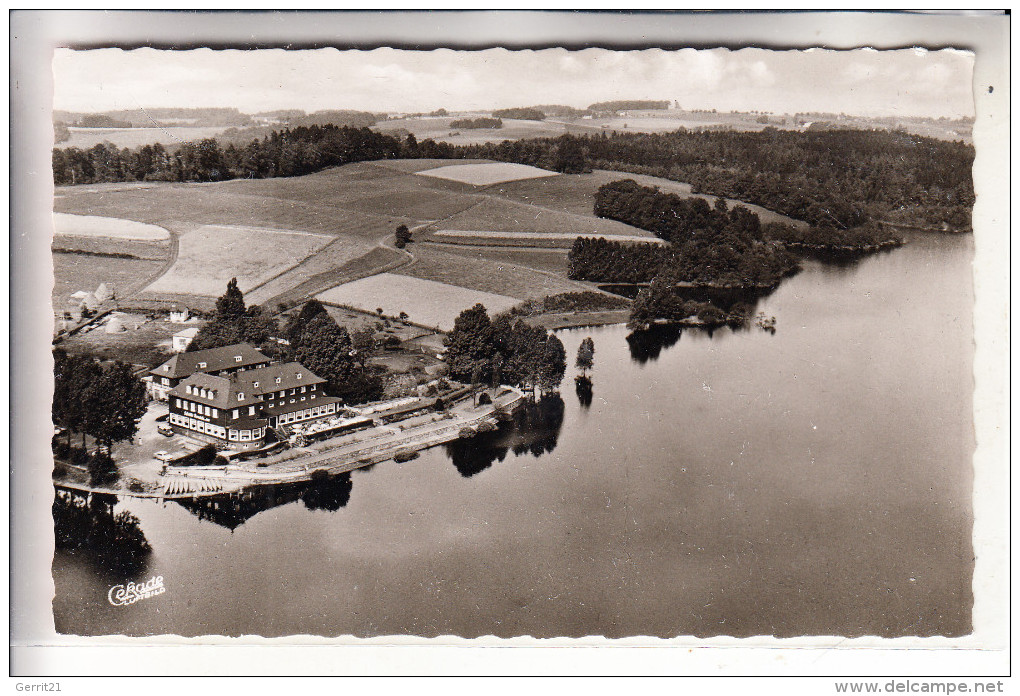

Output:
xmin=173 ymin=398 xmax=180 ymax=408
xmin=237 ymin=392 xmax=245 ymax=401
xmin=300 ymin=386 xmax=306 ymax=393
xmin=290 ymin=398 xmax=296 ymax=404
xmin=163 ymin=365 xmax=170 ymax=372
xmin=185 ymin=385 xmax=192 ymax=395
xmin=229 ymin=430 xmax=238 ymax=441
xmin=232 ymin=409 xmax=239 ymax=419
xmin=163 ymin=377 xmax=171 ymax=386
xmin=253 ymin=381 xmax=259 ymax=388
xmin=310 ymin=394 xmax=316 ymax=400
xmin=248 ymin=406 xmax=256 ymax=416
xmin=198 ymin=362 xmax=207 ymax=369
xmin=212 ymin=408 xmax=218 ymax=418
xmin=235 ymin=356 xmax=242 ymax=362
xmin=311 ymin=384 xmax=316 ymax=391
xmin=297 ymin=373 xmax=302 ymax=379
xmin=276 ymin=377 xmax=282 ymax=384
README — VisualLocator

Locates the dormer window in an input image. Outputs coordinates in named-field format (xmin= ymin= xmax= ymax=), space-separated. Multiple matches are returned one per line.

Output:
xmin=186 ymin=385 xmax=193 ymax=395
xmin=234 ymin=355 xmax=242 ymax=362
xmin=163 ymin=365 xmax=170 ymax=372
xmin=198 ymin=362 xmax=207 ymax=369
xmin=296 ymin=373 xmax=302 ymax=379
xmin=276 ymin=377 xmax=281 ymax=384
xmin=237 ymin=392 xmax=245 ymax=401
xmin=253 ymin=381 xmax=259 ymax=388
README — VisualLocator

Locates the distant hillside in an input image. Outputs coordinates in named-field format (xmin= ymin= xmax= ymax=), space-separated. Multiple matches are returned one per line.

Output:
xmin=525 ymin=105 xmax=589 ymax=118
xmin=55 ymin=107 xmax=252 ymax=128
xmin=492 ymin=107 xmax=546 ymax=121
xmin=587 ymin=100 xmax=670 ymax=113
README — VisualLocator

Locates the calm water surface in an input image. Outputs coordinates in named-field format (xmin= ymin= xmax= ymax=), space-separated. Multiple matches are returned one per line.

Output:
xmin=53 ymin=233 xmax=974 ymax=638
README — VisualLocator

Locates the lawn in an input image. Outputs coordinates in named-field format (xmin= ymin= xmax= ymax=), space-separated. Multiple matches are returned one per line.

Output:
xmin=53 ymin=213 xmax=170 ymax=240
xmin=416 ymin=162 xmax=559 ymax=186
xmin=52 ymin=252 xmax=165 ymax=310
xmin=316 ymin=273 xmax=520 ymax=332
xmin=144 ymin=225 xmax=333 ymax=297
xmin=430 ymin=229 xmax=666 ymax=245
xmin=395 ymin=244 xmax=590 ymax=300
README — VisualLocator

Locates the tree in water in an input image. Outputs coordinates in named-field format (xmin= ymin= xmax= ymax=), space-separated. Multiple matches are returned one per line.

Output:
xmin=575 ymin=336 xmax=595 ymax=376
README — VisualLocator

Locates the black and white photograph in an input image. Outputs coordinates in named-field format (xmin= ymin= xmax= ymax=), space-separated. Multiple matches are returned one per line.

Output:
xmin=9 ymin=9 xmax=1010 ymax=682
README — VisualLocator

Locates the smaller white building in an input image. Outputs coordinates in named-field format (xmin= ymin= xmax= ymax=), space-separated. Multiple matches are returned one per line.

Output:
xmin=172 ymin=327 xmax=201 ymax=352
xmin=169 ymin=307 xmax=190 ymax=323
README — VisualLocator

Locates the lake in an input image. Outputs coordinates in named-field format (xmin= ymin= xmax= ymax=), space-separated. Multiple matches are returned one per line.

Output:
xmin=52 ymin=232 xmax=974 ymax=638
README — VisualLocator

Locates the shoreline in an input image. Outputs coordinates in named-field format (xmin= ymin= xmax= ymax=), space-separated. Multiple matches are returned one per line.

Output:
xmin=53 ymin=388 xmax=527 ymax=501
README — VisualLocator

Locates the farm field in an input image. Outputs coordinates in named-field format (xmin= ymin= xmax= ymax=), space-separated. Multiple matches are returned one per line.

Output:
xmin=246 ymin=243 xmax=406 ymax=309
xmin=144 ymin=225 xmax=332 ymax=297
xmin=52 ymin=235 xmax=170 ymax=261
xmin=53 ymin=252 xmax=164 ymax=310
xmin=395 ymin=244 xmax=590 ymax=300
xmin=316 ymin=273 xmax=519 ymax=332
xmin=416 ymin=162 xmax=558 ymax=186
xmin=53 ymin=213 xmax=170 ymax=240
xmin=60 ymin=126 xmax=230 ymax=149
xmin=430 ymin=229 xmax=666 ymax=245
xmin=54 ymin=180 xmax=417 ymax=240
xmin=374 ymin=117 xmax=571 ymax=145
xmin=422 ymin=243 xmax=571 ymax=276
xmin=433 ymin=196 xmax=656 ymax=239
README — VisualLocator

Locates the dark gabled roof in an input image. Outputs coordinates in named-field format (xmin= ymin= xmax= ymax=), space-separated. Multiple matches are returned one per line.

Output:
xmin=169 ymin=372 xmax=263 ymax=409
xmin=233 ymin=362 xmax=326 ymax=397
xmin=150 ymin=343 xmax=270 ymax=379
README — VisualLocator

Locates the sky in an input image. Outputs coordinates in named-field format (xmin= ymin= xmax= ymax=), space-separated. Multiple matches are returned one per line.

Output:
xmin=52 ymin=47 xmax=975 ymax=119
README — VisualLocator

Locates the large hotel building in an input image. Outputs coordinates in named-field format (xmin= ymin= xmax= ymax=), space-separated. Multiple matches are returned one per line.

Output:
xmin=148 ymin=344 xmax=342 ymax=450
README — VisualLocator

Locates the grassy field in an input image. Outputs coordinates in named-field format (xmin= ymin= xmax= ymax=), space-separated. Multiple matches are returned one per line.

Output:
xmin=60 ymin=126 xmax=229 ymax=149
xmin=416 ymin=162 xmax=558 ymax=186
xmin=432 ymin=196 xmax=656 ymax=239
xmin=431 ymin=229 xmax=665 ymax=245
xmin=395 ymin=244 xmax=589 ymax=300
xmin=420 ymin=243 xmax=571 ymax=275
xmin=51 ymin=235 xmax=170 ymax=261
xmin=53 ymin=252 xmax=165 ymax=310
xmin=53 ymin=212 xmax=170 ymax=240
xmin=145 ymin=225 xmax=332 ymax=297
xmin=316 ymin=273 xmax=519 ymax=332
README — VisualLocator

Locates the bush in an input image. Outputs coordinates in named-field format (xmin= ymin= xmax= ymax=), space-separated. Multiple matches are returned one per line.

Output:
xmin=393 ymin=450 xmax=419 ymax=463
xmin=459 ymin=427 xmax=477 ymax=439
xmin=87 ymin=452 xmax=118 ymax=486
xmin=478 ymin=392 xmax=492 ymax=405
xmin=433 ymin=397 xmax=446 ymax=412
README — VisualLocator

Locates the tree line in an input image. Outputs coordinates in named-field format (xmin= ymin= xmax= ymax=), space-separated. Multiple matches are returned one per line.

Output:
xmin=491 ymin=107 xmax=546 ymax=121
xmin=450 ymin=117 xmax=503 ymax=130
xmin=52 ymin=350 xmax=148 ymax=484
xmin=52 ymin=124 xmax=406 ymax=185
xmin=444 ymin=304 xmax=567 ymax=395
xmin=567 ymin=237 xmax=669 ymax=284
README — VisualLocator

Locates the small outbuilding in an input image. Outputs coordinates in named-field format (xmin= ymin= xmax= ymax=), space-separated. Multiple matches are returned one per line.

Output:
xmin=172 ymin=326 xmax=201 ymax=352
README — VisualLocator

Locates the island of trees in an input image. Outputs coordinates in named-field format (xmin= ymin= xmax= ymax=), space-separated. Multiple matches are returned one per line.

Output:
xmin=491 ymin=107 xmax=547 ymax=121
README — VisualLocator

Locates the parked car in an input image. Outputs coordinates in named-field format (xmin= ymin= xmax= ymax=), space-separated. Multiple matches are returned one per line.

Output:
xmin=154 ymin=450 xmax=171 ymax=462
xmin=157 ymin=424 xmax=174 ymax=437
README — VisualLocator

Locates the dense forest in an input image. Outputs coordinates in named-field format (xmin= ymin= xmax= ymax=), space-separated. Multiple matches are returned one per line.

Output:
xmin=453 ymin=128 xmax=974 ymax=231
xmin=588 ymin=100 xmax=670 ymax=112
xmin=567 ymin=237 xmax=669 ymax=284
xmin=450 ymin=117 xmax=503 ymax=129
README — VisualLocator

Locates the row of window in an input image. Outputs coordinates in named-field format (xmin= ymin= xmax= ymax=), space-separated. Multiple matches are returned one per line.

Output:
xmin=175 ymin=399 xmax=219 ymax=419
xmin=168 ymin=413 xmax=265 ymax=443
xmin=267 ymin=394 xmax=317 ymax=409
xmin=277 ymin=402 xmax=338 ymax=425
xmin=169 ymin=413 xmax=227 ymax=439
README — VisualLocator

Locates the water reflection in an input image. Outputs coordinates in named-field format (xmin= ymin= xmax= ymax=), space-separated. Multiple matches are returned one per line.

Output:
xmin=445 ymin=394 xmax=566 ymax=477
xmin=174 ymin=472 xmax=353 ymax=529
xmin=53 ymin=488 xmax=151 ymax=577
xmin=575 ymin=375 xmax=594 ymax=409
xmin=626 ymin=325 xmax=684 ymax=363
